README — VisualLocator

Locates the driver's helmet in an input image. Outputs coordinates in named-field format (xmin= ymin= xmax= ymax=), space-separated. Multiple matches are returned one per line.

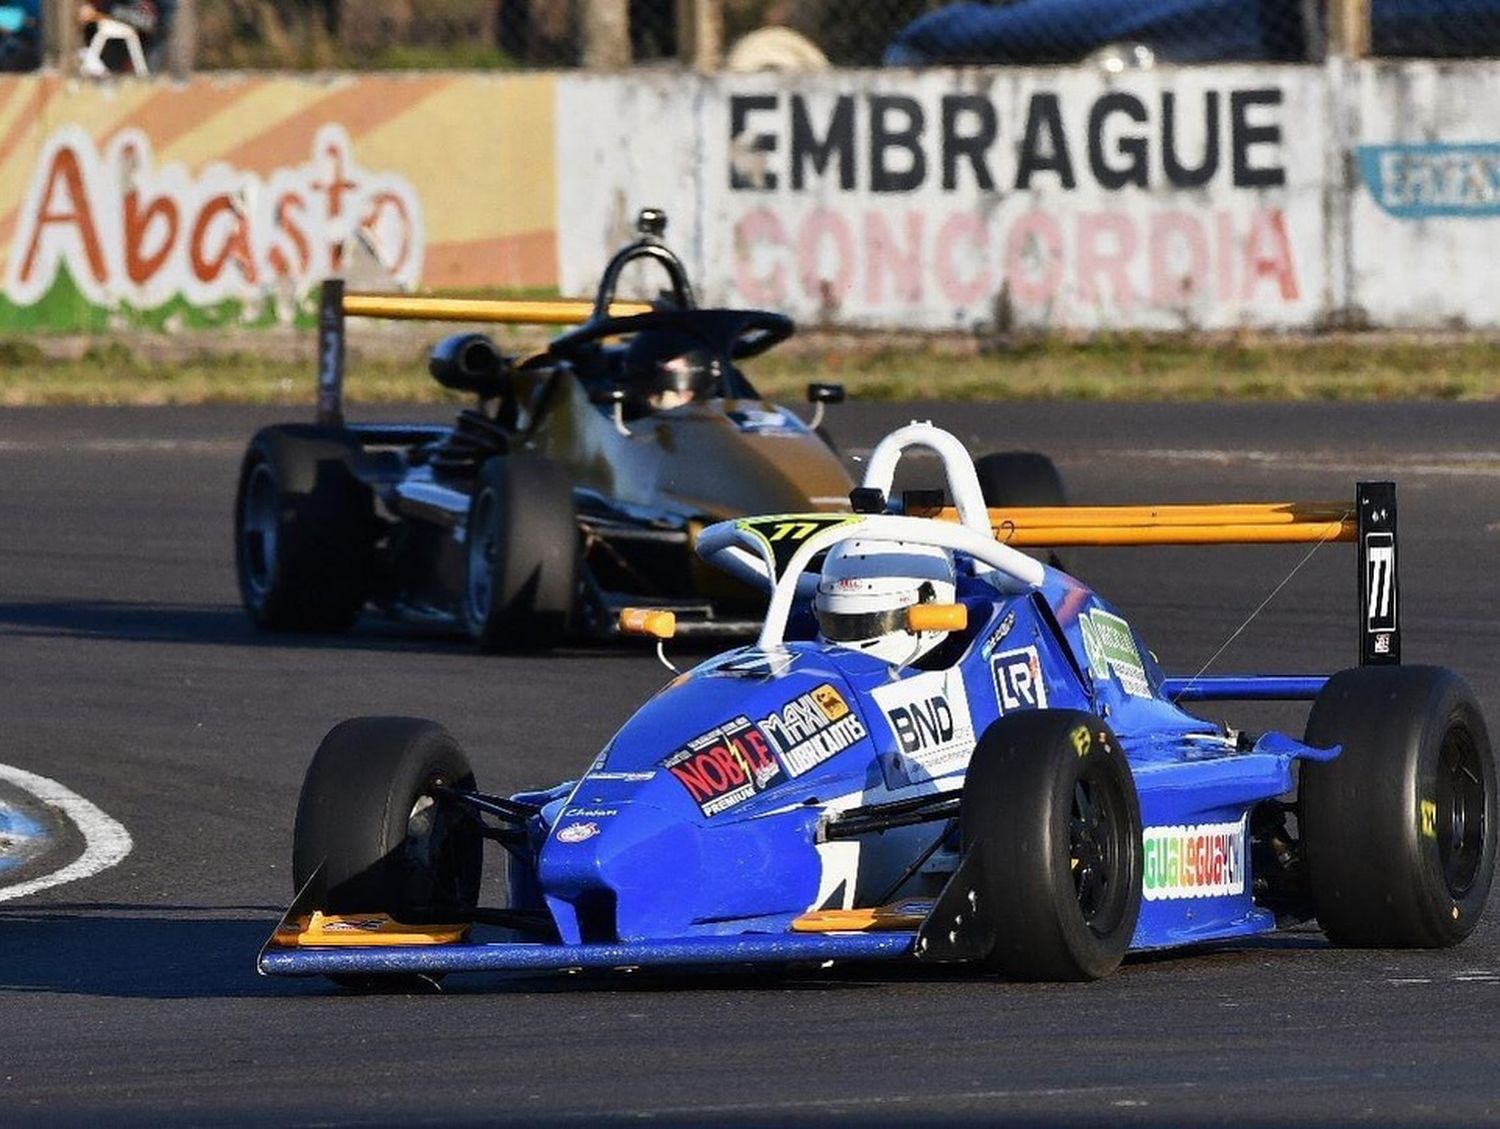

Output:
xmin=814 ymin=539 xmax=957 ymax=666
xmin=624 ymin=329 xmax=721 ymax=410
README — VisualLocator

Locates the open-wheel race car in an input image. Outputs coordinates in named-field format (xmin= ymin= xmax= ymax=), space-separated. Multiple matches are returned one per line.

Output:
xmin=233 ymin=211 xmax=1066 ymax=648
xmin=259 ymin=423 xmax=1495 ymax=986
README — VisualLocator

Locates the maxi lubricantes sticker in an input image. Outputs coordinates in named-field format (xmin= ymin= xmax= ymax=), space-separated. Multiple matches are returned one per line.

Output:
xmin=758 ymin=683 xmax=867 ymax=777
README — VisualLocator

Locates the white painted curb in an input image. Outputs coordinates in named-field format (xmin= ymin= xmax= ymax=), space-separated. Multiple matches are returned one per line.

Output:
xmin=0 ymin=763 xmax=133 ymax=902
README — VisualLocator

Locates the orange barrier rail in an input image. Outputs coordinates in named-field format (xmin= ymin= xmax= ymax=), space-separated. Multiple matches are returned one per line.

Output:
xmin=916 ymin=503 xmax=1356 ymax=547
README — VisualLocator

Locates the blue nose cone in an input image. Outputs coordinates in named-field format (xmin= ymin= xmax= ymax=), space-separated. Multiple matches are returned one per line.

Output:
xmin=540 ymin=801 xmax=706 ymax=943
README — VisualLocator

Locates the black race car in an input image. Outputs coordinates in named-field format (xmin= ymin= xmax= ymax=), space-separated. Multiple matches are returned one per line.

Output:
xmin=233 ymin=210 xmax=1066 ymax=649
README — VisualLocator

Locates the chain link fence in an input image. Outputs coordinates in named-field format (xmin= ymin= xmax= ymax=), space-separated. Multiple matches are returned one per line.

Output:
xmin=7 ymin=0 xmax=1500 ymax=75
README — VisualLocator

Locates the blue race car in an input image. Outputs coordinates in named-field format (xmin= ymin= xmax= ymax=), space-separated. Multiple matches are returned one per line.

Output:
xmin=261 ymin=423 xmax=1496 ymax=985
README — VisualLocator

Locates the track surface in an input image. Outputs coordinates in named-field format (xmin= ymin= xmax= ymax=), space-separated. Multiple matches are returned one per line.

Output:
xmin=2 ymin=401 xmax=1499 ymax=1125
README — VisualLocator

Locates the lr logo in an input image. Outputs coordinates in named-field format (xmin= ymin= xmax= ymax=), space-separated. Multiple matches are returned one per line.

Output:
xmin=992 ymin=645 xmax=1048 ymax=714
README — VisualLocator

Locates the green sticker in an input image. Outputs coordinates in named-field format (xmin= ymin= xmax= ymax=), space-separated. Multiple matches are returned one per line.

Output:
xmin=1079 ymin=607 xmax=1150 ymax=698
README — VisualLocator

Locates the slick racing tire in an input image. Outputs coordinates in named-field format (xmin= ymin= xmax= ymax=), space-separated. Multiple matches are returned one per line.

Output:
xmin=961 ymin=710 xmax=1141 ymax=981
xmin=461 ymin=455 xmax=577 ymax=652
xmin=974 ymin=451 xmax=1067 ymax=510
xmin=234 ymin=425 xmax=375 ymax=633
xmin=975 ymin=451 xmax=1067 ymax=570
xmin=1301 ymin=666 xmax=1496 ymax=948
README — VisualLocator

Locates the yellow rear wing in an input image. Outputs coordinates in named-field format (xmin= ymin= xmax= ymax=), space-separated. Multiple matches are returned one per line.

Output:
xmin=907 ymin=486 xmax=1397 ymax=667
xmin=314 ymin=279 xmax=652 ymax=426
xmin=910 ymin=501 xmax=1356 ymax=547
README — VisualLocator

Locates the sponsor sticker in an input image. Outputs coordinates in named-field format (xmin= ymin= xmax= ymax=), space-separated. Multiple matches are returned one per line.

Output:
xmin=992 ymin=645 xmax=1048 ymax=715
xmin=563 ymin=807 xmax=618 ymax=818
xmin=980 ymin=610 xmax=1016 ymax=658
xmin=323 ymin=917 xmax=387 ymax=933
xmin=759 ymin=683 xmax=867 ymax=777
xmin=556 ymin=822 xmax=601 ymax=844
xmin=1141 ymin=818 xmax=1247 ymax=901
xmin=1078 ymin=607 xmax=1151 ymax=698
xmin=663 ymin=715 xmax=785 ymax=816
xmin=872 ymin=669 xmax=975 ymax=781
xmin=584 ymin=771 xmax=657 ymax=783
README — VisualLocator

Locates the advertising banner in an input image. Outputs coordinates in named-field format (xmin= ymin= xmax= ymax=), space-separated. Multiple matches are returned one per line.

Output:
xmin=559 ymin=67 xmax=1329 ymax=332
xmin=0 ymin=72 xmax=557 ymax=331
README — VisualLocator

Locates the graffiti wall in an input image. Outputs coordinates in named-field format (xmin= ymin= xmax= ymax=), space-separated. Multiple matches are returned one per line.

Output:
xmin=0 ymin=72 xmax=556 ymax=330
xmin=558 ymin=67 xmax=1329 ymax=332
xmin=2 ymin=63 xmax=1499 ymax=334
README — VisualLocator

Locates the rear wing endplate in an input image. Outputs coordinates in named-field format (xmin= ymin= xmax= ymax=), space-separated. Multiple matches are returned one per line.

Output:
xmin=313 ymin=278 xmax=653 ymax=426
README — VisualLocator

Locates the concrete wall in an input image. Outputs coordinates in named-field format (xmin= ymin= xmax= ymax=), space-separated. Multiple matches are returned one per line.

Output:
xmin=0 ymin=62 xmax=1496 ymax=333
xmin=558 ymin=61 xmax=1500 ymax=333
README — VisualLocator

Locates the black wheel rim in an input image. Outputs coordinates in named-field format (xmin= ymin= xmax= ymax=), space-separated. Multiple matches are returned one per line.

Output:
xmin=239 ymin=462 xmax=279 ymax=601
xmin=402 ymin=775 xmax=481 ymax=919
xmin=1070 ymin=766 xmax=1131 ymax=937
xmin=1435 ymin=724 xmax=1486 ymax=899
xmin=465 ymin=488 xmax=499 ymax=624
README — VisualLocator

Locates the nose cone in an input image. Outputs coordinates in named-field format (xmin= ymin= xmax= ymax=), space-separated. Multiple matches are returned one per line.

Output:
xmin=540 ymin=801 xmax=706 ymax=943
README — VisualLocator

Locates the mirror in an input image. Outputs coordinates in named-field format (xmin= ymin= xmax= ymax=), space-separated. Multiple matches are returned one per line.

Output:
xmin=619 ymin=608 xmax=677 ymax=640
xmin=907 ymin=603 xmax=968 ymax=633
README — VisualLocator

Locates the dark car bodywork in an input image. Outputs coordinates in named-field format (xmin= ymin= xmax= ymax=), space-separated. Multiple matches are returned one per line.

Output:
xmin=235 ymin=212 xmax=852 ymax=643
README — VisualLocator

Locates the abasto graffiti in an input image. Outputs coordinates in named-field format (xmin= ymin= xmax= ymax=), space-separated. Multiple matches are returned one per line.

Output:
xmin=4 ymin=123 xmax=424 ymax=321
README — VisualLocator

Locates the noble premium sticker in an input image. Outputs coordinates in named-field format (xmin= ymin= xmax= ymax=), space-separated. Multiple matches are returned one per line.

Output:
xmin=663 ymin=715 xmax=784 ymax=817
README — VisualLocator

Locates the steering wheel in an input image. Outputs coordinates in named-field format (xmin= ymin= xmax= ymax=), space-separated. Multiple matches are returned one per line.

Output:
xmin=547 ymin=309 xmax=795 ymax=366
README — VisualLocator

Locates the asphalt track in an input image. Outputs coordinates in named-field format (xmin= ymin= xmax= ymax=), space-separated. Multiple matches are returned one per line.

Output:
xmin=2 ymin=399 xmax=1499 ymax=1126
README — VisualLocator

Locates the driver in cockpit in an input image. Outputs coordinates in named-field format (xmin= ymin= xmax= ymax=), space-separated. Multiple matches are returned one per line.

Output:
xmin=623 ymin=329 xmax=723 ymax=412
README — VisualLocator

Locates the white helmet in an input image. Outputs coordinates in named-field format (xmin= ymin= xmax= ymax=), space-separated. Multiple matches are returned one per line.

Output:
xmin=814 ymin=539 xmax=957 ymax=666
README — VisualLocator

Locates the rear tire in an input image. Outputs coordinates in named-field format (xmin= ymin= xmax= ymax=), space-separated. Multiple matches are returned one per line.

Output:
xmin=1301 ymin=665 xmax=1496 ymax=947
xmin=960 ymin=710 xmax=1141 ymax=980
xmin=974 ymin=451 xmax=1066 ymax=510
xmin=461 ymin=455 xmax=577 ymax=651
xmin=975 ymin=451 xmax=1067 ymax=570
xmin=234 ymin=425 xmax=374 ymax=632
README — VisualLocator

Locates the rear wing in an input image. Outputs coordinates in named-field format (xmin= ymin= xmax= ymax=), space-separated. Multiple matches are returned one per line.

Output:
xmin=313 ymin=278 xmax=652 ymax=427
xmin=905 ymin=483 xmax=1399 ymax=668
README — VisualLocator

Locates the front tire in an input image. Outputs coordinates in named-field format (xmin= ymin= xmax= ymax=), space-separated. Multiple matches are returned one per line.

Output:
xmin=1301 ymin=665 xmax=1496 ymax=947
xmin=960 ymin=710 xmax=1142 ymax=980
xmin=292 ymin=717 xmax=484 ymax=924
xmin=234 ymin=425 xmax=374 ymax=632
xmin=461 ymin=455 xmax=577 ymax=651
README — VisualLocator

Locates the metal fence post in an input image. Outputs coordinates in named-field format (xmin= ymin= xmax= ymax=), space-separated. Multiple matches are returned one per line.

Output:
xmin=168 ymin=0 xmax=197 ymax=77
xmin=582 ymin=0 xmax=631 ymax=70
xmin=678 ymin=0 xmax=723 ymax=72
xmin=43 ymin=0 xmax=77 ymax=72
xmin=1328 ymin=0 xmax=1371 ymax=57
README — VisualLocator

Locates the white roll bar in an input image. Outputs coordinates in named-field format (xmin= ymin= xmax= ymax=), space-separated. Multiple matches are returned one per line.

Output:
xmin=861 ymin=422 xmax=992 ymax=537
xmin=696 ymin=513 xmax=1045 ymax=651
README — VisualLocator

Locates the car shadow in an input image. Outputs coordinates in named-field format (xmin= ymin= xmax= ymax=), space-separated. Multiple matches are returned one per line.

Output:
xmin=0 ymin=900 xmax=1338 ymax=1001
xmin=0 ymin=903 xmax=307 ymax=999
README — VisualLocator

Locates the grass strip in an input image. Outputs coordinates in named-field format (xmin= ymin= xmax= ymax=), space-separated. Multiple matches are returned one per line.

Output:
xmin=0 ymin=334 xmax=1497 ymax=407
